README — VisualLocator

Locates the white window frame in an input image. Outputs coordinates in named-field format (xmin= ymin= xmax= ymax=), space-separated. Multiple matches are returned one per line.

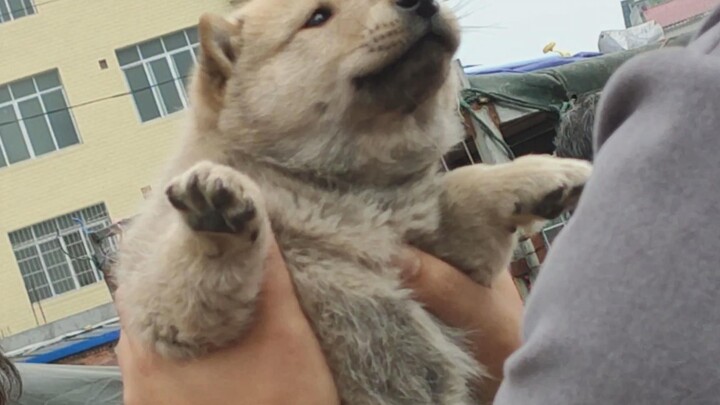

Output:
xmin=9 ymin=204 xmax=112 ymax=302
xmin=541 ymin=212 xmax=571 ymax=248
xmin=0 ymin=0 xmax=36 ymax=24
xmin=0 ymin=69 xmax=81 ymax=168
xmin=440 ymin=137 xmax=482 ymax=171
xmin=117 ymin=28 xmax=200 ymax=123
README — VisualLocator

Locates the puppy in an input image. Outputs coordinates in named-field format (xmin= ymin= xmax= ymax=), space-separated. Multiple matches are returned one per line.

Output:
xmin=116 ymin=0 xmax=591 ymax=403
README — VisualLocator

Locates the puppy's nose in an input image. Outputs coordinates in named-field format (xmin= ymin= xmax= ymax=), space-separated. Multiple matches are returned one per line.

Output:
xmin=396 ymin=0 xmax=439 ymax=18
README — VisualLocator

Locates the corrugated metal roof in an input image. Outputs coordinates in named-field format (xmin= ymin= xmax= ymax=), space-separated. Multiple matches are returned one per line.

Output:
xmin=643 ymin=0 xmax=719 ymax=28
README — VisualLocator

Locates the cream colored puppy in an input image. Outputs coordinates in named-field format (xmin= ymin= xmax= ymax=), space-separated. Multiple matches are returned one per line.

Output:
xmin=116 ymin=0 xmax=591 ymax=403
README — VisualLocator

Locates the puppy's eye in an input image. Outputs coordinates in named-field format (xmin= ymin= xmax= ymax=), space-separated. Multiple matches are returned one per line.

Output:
xmin=304 ymin=7 xmax=333 ymax=28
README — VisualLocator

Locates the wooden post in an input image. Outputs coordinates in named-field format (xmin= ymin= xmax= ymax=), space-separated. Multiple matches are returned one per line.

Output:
xmin=453 ymin=59 xmax=539 ymax=300
xmin=452 ymin=60 xmax=511 ymax=165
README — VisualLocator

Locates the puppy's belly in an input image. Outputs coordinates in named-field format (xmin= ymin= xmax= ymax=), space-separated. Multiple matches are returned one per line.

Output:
xmin=284 ymin=248 xmax=480 ymax=405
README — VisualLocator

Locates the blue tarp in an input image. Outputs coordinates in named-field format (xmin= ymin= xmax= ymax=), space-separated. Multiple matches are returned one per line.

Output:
xmin=14 ymin=324 xmax=120 ymax=364
xmin=464 ymin=52 xmax=603 ymax=76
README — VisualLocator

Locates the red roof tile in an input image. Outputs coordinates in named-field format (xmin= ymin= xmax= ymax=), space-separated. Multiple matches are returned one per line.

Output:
xmin=643 ymin=0 xmax=720 ymax=27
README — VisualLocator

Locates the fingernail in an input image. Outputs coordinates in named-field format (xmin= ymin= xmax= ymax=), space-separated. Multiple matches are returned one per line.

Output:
xmin=394 ymin=248 xmax=421 ymax=281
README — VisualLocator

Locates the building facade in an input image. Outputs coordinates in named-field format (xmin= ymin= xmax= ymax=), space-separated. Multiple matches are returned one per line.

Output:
xmin=0 ymin=0 xmax=232 ymax=339
xmin=621 ymin=0 xmax=718 ymax=37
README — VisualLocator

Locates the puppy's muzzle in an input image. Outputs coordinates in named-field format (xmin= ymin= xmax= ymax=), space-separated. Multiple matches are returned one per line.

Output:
xmin=395 ymin=0 xmax=439 ymax=19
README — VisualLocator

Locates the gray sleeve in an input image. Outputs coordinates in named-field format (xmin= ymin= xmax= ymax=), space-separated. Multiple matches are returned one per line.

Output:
xmin=494 ymin=8 xmax=720 ymax=405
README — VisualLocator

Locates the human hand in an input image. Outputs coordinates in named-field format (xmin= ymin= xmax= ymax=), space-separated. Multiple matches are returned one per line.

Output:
xmin=116 ymin=238 xmax=522 ymax=404
xmin=397 ymin=248 xmax=524 ymax=400
xmin=116 ymin=240 xmax=340 ymax=405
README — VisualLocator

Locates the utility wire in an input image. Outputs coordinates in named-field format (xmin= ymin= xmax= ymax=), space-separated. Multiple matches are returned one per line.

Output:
xmin=0 ymin=74 xmax=193 ymax=130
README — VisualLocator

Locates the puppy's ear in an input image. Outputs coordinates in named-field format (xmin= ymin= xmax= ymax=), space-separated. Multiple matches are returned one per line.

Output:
xmin=198 ymin=13 xmax=243 ymax=82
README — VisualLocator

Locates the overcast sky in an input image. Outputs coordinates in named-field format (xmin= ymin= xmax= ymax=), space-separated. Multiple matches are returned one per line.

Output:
xmin=448 ymin=0 xmax=627 ymax=66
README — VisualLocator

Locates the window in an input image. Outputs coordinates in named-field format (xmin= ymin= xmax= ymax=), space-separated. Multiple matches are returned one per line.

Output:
xmin=116 ymin=27 xmax=200 ymax=122
xmin=0 ymin=70 xmax=80 ymax=168
xmin=541 ymin=213 xmax=571 ymax=247
xmin=0 ymin=0 xmax=35 ymax=24
xmin=9 ymin=204 xmax=112 ymax=302
xmin=441 ymin=136 xmax=483 ymax=171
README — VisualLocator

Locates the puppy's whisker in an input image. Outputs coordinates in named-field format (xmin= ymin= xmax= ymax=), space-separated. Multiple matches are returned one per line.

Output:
xmin=450 ymin=0 xmax=473 ymax=13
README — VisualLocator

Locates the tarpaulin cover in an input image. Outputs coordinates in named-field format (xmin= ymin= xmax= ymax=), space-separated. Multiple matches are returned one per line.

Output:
xmin=464 ymin=52 xmax=602 ymax=75
xmin=11 ymin=363 xmax=122 ymax=405
xmin=598 ymin=21 xmax=666 ymax=53
xmin=464 ymin=32 xmax=693 ymax=114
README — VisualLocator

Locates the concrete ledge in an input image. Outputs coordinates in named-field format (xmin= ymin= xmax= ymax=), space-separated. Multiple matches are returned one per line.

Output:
xmin=0 ymin=303 xmax=117 ymax=352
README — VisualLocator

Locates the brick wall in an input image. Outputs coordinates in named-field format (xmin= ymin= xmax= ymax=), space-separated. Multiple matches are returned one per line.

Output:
xmin=55 ymin=343 xmax=118 ymax=366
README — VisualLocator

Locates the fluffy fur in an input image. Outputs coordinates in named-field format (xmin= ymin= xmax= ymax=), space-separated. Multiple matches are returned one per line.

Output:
xmin=116 ymin=1 xmax=592 ymax=403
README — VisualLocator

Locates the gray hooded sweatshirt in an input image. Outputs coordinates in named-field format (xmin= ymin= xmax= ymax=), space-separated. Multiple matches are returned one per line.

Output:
xmin=494 ymin=7 xmax=720 ymax=405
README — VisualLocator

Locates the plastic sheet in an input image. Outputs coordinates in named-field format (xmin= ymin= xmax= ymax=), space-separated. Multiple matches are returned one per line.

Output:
xmin=11 ymin=363 xmax=122 ymax=405
xmin=598 ymin=21 xmax=666 ymax=53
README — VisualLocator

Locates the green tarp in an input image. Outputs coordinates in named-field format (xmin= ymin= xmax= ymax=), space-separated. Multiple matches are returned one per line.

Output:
xmin=465 ymin=33 xmax=693 ymax=114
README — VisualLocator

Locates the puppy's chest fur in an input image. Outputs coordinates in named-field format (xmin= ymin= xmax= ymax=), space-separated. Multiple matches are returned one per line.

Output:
xmin=245 ymin=167 xmax=485 ymax=405
xmin=256 ymin=166 xmax=443 ymax=276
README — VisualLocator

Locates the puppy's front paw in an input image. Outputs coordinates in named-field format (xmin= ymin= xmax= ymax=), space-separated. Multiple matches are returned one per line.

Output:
xmin=165 ymin=161 xmax=263 ymax=242
xmin=514 ymin=156 xmax=592 ymax=219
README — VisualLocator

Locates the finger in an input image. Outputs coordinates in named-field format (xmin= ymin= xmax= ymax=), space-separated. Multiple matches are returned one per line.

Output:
xmin=115 ymin=329 xmax=153 ymax=379
xmin=113 ymin=287 xmax=127 ymax=327
xmin=243 ymin=236 xmax=313 ymax=337
xmin=398 ymin=247 xmax=524 ymax=336
xmin=397 ymin=247 xmax=497 ymax=328
xmin=255 ymin=238 xmax=299 ymax=312
xmin=491 ymin=270 xmax=525 ymax=312
xmin=258 ymin=238 xmax=294 ymax=301
xmin=115 ymin=332 xmax=130 ymax=371
xmin=397 ymin=248 xmax=523 ymax=385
